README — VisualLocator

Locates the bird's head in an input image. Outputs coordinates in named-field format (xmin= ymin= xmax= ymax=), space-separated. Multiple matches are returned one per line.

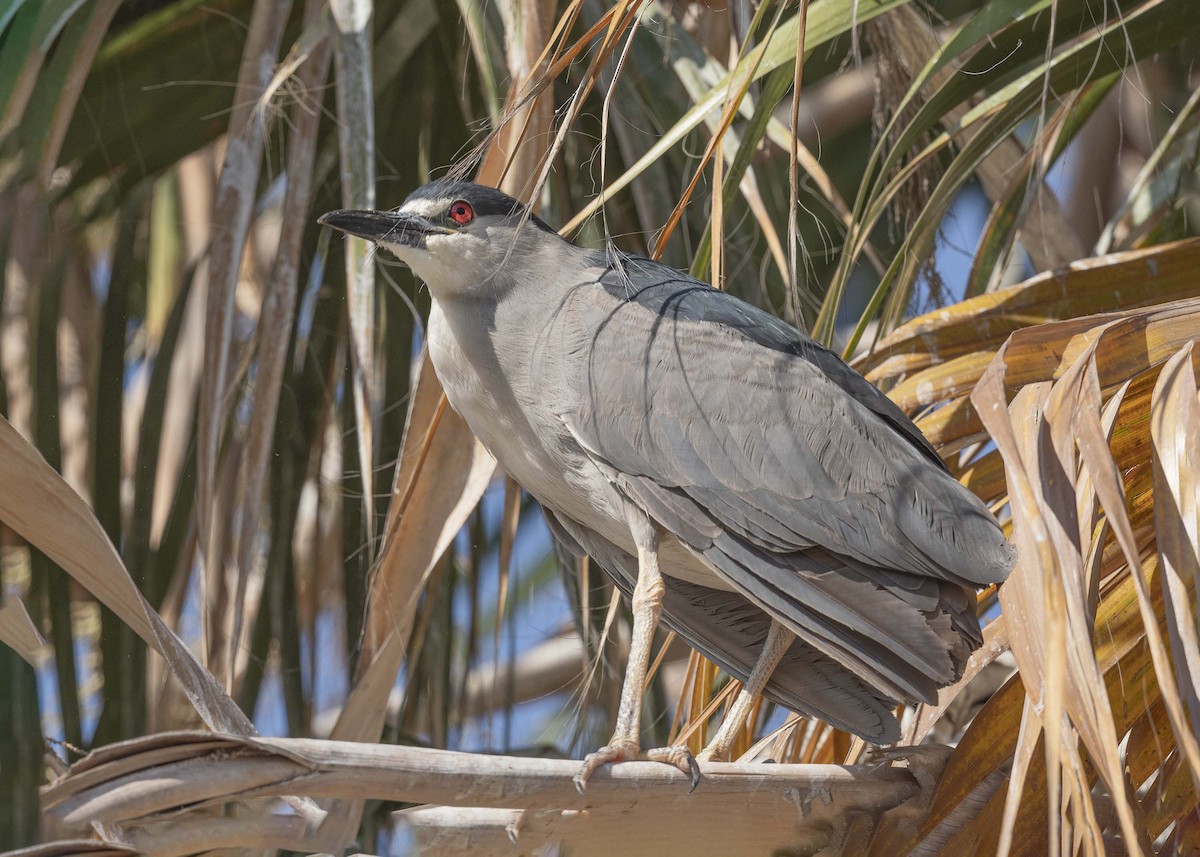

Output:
xmin=318 ymin=180 xmax=558 ymax=297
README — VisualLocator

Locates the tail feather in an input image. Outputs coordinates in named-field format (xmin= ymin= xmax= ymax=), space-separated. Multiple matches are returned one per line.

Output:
xmin=549 ymin=510 xmax=903 ymax=742
xmin=545 ymin=508 xmax=985 ymax=744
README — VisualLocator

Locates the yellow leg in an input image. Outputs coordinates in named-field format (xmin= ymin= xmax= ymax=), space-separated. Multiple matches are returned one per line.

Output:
xmin=574 ymin=515 xmax=698 ymax=793
xmin=697 ymin=620 xmax=795 ymax=763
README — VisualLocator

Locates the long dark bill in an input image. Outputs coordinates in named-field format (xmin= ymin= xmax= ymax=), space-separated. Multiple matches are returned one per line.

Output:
xmin=317 ymin=209 xmax=443 ymax=248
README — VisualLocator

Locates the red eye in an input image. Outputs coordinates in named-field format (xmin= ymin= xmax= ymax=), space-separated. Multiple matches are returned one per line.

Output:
xmin=449 ymin=200 xmax=474 ymax=225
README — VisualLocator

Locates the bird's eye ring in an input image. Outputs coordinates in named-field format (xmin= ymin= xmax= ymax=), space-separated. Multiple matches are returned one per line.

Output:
xmin=449 ymin=200 xmax=474 ymax=225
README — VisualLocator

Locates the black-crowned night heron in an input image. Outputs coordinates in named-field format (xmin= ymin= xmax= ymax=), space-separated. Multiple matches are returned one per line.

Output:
xmin=319 ymin=180 xmax=1015 ymax=792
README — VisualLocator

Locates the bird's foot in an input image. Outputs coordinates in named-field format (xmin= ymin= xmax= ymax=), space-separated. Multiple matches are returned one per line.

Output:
xmin=573 ymin=741 xmax=700 ymax=795
xmin=644 ymin=745 xmax=701 ymax=791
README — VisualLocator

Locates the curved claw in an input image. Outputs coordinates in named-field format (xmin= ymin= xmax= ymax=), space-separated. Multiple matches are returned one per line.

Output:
xmin=573 ymin=743 xmax=701 ymax=794
xmin=641 ymin=745 xmax=701 ymax=793
xmin=574 ymin=741 xmax=635 ymax=794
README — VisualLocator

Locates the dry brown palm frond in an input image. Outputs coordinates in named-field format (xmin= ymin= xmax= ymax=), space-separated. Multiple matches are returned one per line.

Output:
xmin=38 ymin=729 xmax=922 ymax=857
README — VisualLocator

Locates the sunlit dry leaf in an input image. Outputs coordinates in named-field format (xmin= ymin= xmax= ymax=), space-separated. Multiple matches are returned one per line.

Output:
xmin=861 ymin=239 xmax=1200 ymax=385
xmin=909 ymin=673 xmax=1023 ymax=839
xmin=887 ymin=350 xmax=994 ymax=411
xmin=1125 ymin=696 xmax=1172 ymax=790
xmin=1075 ymin=350 xmax=1200 ymax=796
xmin=1149 ymin=345 xmax=1200 ymax=747
xmin=0 ymin=592 xmax=47 ymax=666
xmin=0 ymin=415 xmax=253 ymax=736
xmin=1040 ymin=341 xmax=1148 ymax=853
xmin=994 ymin=695 xmax=1043 ymax=857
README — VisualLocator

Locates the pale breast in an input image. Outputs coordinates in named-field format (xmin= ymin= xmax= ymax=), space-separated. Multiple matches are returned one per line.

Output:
xmin=427 ymin=300 xmax=731 ymax=591
xmin=428 ymin=300 xmax=624 ymax=529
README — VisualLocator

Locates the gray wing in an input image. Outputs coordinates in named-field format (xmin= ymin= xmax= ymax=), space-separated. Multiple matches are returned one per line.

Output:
xmin=544 ymin=256 xmax=1014 ymax=706
xmin=545 ymin=509 xmax=901 ymax=742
